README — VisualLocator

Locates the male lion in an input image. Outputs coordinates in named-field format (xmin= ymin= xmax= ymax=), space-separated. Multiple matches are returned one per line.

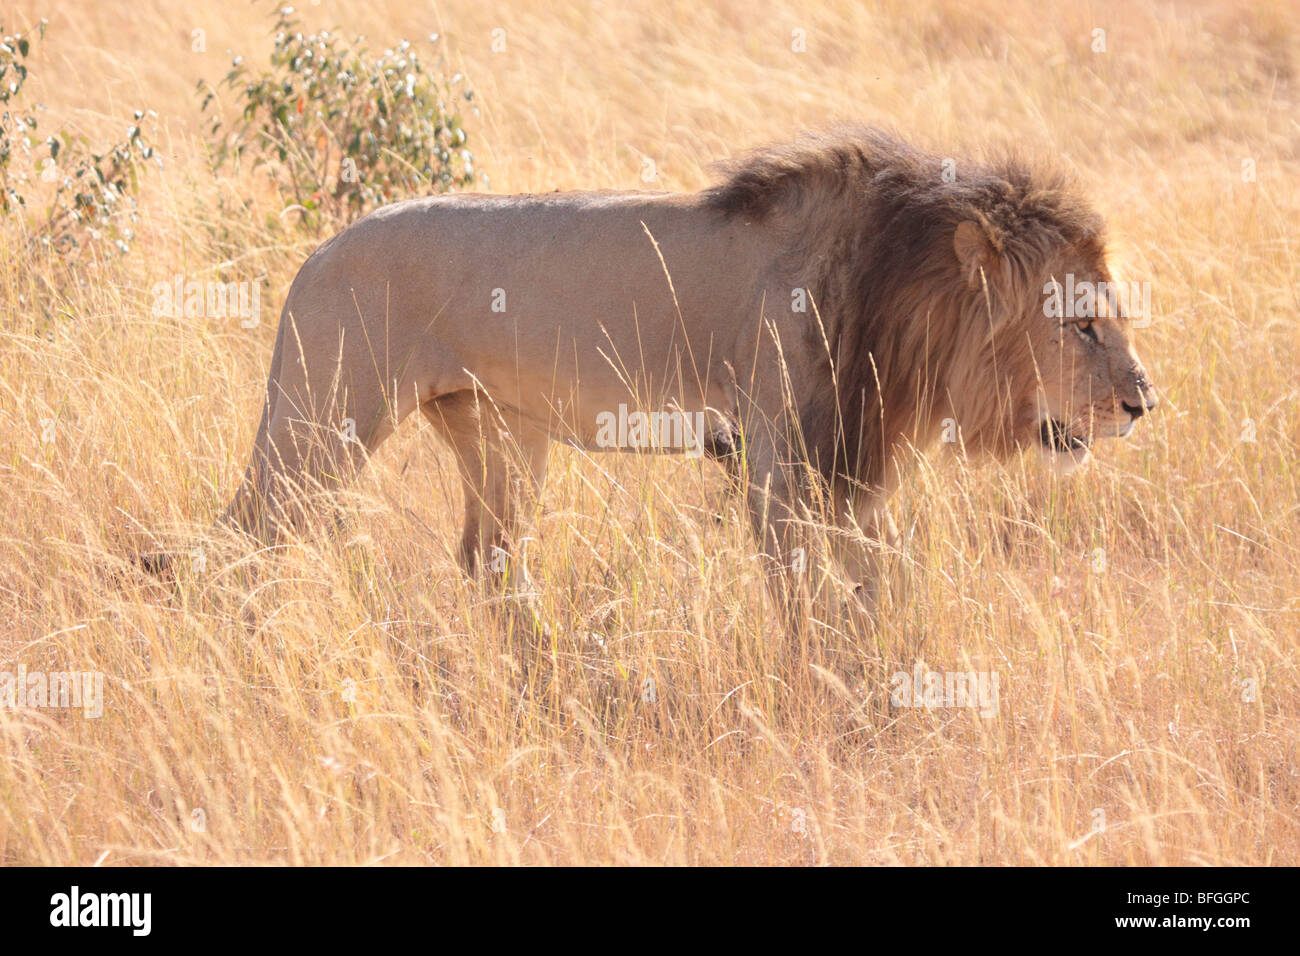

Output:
xmin=146 ymin=126 xmax=1157 ymax=622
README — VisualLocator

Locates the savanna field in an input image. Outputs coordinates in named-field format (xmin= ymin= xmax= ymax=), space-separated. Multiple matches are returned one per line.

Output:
xmin=0 ymin=0 xmax=1296 ymax=865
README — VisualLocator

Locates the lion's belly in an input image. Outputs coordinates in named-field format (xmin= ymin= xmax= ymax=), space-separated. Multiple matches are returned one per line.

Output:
xmin=475 ymin=360 xmax=730 ymax=458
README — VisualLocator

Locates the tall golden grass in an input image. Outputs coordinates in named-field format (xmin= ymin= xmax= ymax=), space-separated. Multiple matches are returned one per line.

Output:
xmin=0 ymin=0 xmax=1296 ymax=865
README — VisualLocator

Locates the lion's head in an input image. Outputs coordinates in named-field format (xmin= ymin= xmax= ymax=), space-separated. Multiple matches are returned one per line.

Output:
xmin=952 ymin=216 xmax=1158 ymax=475
xmin=705 ymin=126 xmax=1158 ymax=493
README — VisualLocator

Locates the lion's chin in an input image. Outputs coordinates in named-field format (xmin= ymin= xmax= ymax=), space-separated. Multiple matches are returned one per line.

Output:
xmin=1038 ymin=443 xmax=1091 ymax=475
xmin=1037 ymin=419 xmax=1092 ymax=475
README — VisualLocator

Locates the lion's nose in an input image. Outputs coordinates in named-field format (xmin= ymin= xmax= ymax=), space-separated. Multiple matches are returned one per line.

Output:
xmin=1122 ymin=392 xmax=1157 ymax=419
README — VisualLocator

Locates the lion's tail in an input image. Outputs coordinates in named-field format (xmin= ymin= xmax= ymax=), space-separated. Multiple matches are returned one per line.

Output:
xmin=132 ymin=302 xmax=290 ymax=578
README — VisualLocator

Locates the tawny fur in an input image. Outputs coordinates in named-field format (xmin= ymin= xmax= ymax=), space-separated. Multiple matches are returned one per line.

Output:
xmin=146 ymin=126 xmax=1157 ymax=622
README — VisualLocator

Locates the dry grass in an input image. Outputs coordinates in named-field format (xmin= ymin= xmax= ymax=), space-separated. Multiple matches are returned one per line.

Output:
xmin=0 ymin=0 xmax=1297 ymax=865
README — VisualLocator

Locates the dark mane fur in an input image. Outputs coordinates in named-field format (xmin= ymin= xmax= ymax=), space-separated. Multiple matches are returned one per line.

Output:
xmin=704 ymin=125 xmax=1107 ymax=500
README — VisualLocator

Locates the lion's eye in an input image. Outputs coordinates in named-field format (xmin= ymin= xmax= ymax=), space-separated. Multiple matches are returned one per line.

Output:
xmin=1074 ymin=320 xmax=1099 ymax=343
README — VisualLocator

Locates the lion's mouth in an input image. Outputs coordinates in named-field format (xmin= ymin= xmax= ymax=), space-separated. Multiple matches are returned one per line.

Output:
xmin=1039 ymin=419 xmax=1090 ymax=454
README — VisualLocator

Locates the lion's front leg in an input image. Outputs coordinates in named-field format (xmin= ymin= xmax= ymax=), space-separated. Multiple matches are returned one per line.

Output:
xmin=740 ymin=444 xmax=904 ymax=728
xmin=833 ymin=501 xmax=902 ymax=618
xmin=737 ymin=435 xmax=822 ymax=639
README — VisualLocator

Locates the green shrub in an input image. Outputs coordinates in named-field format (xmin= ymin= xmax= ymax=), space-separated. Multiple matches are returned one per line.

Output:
xmin=200 ymin=6 xmax=479 ymax=232
xmin=1 ymin=19 xmax=157 ymax=255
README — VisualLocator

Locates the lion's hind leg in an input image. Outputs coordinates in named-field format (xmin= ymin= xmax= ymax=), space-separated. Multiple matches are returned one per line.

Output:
xmin=420 ymin=391 xmax=550 ymax=595
xmin=133 ymin=384 xmax=385 ymax=577
xmin=212 ymin=345 xmax=421 ymax=552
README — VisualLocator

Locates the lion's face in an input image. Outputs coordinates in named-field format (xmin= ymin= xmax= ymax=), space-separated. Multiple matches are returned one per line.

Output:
xmin=1018 ymin=247 xmax=1158 ymax=474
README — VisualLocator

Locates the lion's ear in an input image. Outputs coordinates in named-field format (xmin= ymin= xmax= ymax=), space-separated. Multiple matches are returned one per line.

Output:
xmin=953 ymin=220 xmax=1001 ymax=291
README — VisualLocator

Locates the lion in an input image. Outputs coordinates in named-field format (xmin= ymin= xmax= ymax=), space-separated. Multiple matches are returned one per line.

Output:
xmin=143 ymin=126 xmax=1157 ymax=624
